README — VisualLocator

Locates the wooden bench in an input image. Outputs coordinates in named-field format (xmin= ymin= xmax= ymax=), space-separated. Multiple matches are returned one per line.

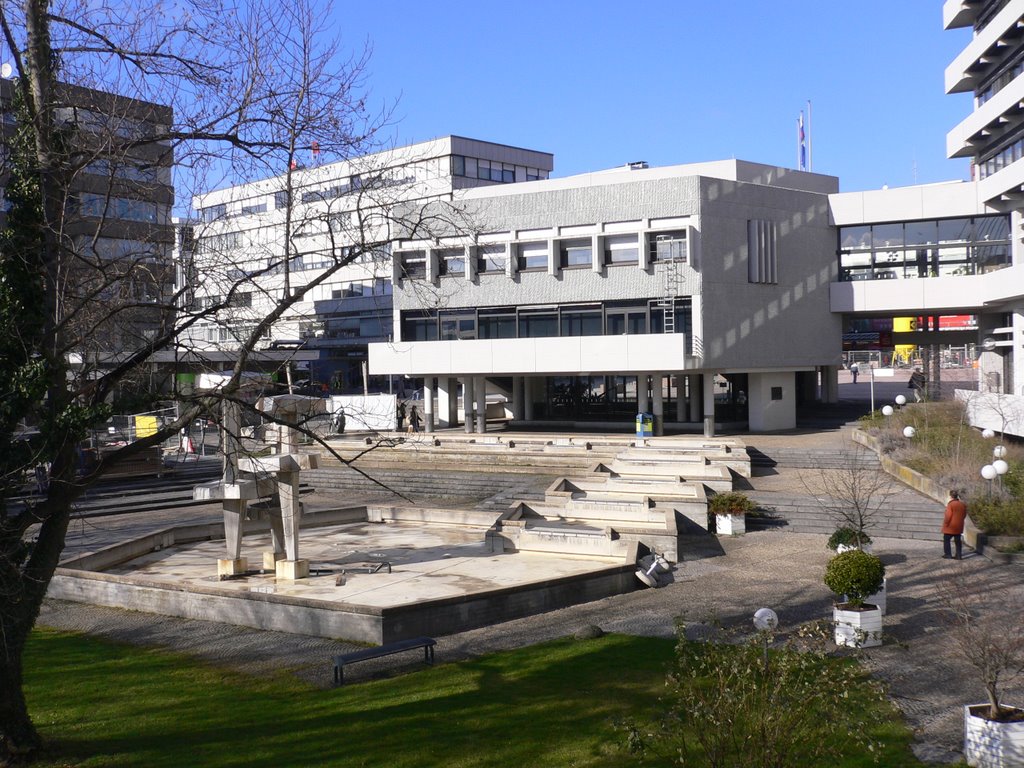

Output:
xmin=332 ymin=636 xmax=436 ymax=685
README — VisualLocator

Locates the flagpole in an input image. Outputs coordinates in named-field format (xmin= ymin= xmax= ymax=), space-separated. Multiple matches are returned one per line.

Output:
xmin=807 ymin=100 xmax=813 ymax=171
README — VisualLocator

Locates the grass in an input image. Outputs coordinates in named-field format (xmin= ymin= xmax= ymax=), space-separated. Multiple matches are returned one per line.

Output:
xmin=22 ymin=628 xmax=925 ymax=767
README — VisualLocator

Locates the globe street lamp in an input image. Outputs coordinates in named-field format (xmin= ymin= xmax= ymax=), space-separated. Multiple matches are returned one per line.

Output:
xmin=903 ymin=426 xmax=916 ymax=438
xmin=753 ymin=608 xmax=779 ymax=674
xmin=895 ymin=395 xmax=907 ymax=407
xmin=982 ymin=464 xmax=997 ymax=496
xmin=982 ymin=429 xmax=995 ymax=439
xmin=882 ymin=405 xmax=894 ymax=417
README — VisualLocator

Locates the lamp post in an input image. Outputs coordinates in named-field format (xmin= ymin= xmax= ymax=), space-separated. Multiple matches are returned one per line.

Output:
xmin=981 ymin=464 xmax=997 ymax=497
xmin=753 ymin=607 xmax=779 ymax=674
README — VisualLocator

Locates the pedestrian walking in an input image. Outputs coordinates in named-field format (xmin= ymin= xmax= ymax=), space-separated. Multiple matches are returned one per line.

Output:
xmin=408 ymin=405 xmax=421 ymax=433
xmin=942 ymin=490 xmax=967 ymax=559
xmin=850 ymin=362 xmax=859 ymax=384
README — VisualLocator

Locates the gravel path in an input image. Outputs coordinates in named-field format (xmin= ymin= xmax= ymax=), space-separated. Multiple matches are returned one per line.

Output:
xmin=38 ymin=424 xmax=1024 ymax=765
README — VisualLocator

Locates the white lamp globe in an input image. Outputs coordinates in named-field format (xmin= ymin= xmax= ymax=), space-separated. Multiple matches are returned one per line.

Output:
xmin=753 ymin=607 xmax=779 ymax=632
xmin=994 ymin=445 xmax=1008 ymax=459
xmin=895 ymin=395 xmax=907 ymax=406
xmin=903 ymin=426 xmax=916 ymax=438
xmin=981 ymin=464 xmax=998 ymax=480
xmin=882 ymin=405 xmax=894 ymax=416
xmin=982 ymin=429 xmax=996 ymax=439
xmin=994 ymin=459 xmax=1009 ymax=475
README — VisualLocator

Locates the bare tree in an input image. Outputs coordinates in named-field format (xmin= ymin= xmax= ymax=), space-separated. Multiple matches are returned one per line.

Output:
xmin=938 ymin=567 xmax=1024 ymax=721
xmin=0 ymin=0 xmax=467 ymax=760
xmin=802 ymin=444 xmax=897 ymax=547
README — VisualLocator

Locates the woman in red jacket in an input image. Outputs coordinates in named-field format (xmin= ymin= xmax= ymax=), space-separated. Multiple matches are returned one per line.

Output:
xmin=942 ymin=490 xmax=967 ymax=560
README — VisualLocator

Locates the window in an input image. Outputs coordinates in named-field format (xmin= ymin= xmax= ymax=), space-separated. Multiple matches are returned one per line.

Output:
xmin=85 ymin=159 xmax=160 ymax=184
xmin=440 ymin=311 xmax=476 ymax=340
xmin=200 ymin=203 xmax=226 ymax=223
xmin=437 ymin=248 xmax=465 ymax=277
xmin=479 ymin=308 xmax=516 ymax=339
xmin=518 ymin=308 xmax=558 ymax=338
xmin=477 ymin=245 xmax=507 ymax=274
xmin=604 ymin=234 xmax=639 ymax=265
xmin=517 ymin=241 xmax=548 ymax=271
xmin=274 ymin=190 xmax=290 ymax=209
xmin=77 ymin=193 xmax=158 ymax=223
xmin=399 ymin=250 xmax=426 ymax=280
xmin=560 ymin=308 xmax=602 ymax=336
xmin=747 ymin=220 xmax=777 ymax=284
xmin=648 ymin=230 xmax=687 ymax=263
xmin=401 ymin=312 xmax=438 ymax=341
xmin=559 ymin=238 xmax=592 ymax=269
xmin=240 ymin=202 xmax=267 ymax=216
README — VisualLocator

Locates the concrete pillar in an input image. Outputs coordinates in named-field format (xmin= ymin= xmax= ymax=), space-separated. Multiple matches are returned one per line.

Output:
xmin=273 ymin=422 xmax=308 ymax=580
xmin=688 ymin=375 xmax=701 ymax=423
xmin=464 ymin=376 xmax=475 ymax=433
xmin=823 ymin=365 xmax=840 ymax=404
xmin=676 ymin=375 xmax=686 ymax=422
xmin=702 ymin=372 xmax=716 ymax=437
xmin=217 ymin=401 xmax=247 ymax=576
xmin=637 ymin=373 xmax=650 ymax=415
xmin=652 ymin=373 xmax=665 ymax=436
xmin=475 ymin=376 xmax=487 ymax=433
xmin=524 ymin=377 xmax=535 ymax=420
xmin=424 ymin=377 xmax=435 ymax=433
xmin=512 ymin=377 xmax=524 ymax=421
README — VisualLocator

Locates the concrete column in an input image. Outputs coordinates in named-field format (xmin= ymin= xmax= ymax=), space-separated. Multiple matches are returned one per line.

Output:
xmin=524 ymin=377 xmax=535 ymax=420
xmin=702 ymin=372 xmax=716 ymax=437
xmin=464 ymin=376 xmax=475 ymax=433
xmin=512 ymin=377 xmax=524 ymax=421
xmin=688 ymin=375 xmax=701 ymax=423
xmin=652 ymin=373 xmax=665 ymax=436
xmin=823 ymin=365 xmax=840 ymax=404
xmin=274 ymin=422 xmax=308 ymax=580
xmin=676 ymin=375 xmax=687 ymax=422
xmin=637 ymin=374 xmax=649 ymax=415
xmin=423 ymin=377 xmax=435 ymax=433
xmin=447 ymin=377 xmax=459 ymax=425
xmin=475 ymin=376 xmax=487 ymax=433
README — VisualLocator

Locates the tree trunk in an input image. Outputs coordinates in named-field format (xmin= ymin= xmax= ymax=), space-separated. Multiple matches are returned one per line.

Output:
xmin=0 ymin=618 xmax=42 ymax=763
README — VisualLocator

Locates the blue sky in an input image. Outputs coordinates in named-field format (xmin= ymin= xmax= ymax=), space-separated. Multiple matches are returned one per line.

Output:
xmin=335 ymin=0 xmax=972 ymax=192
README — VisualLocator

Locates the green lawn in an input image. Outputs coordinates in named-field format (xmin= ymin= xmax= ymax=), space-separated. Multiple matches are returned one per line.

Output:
xmin=24 ymin=628 xmax=923 ymax=767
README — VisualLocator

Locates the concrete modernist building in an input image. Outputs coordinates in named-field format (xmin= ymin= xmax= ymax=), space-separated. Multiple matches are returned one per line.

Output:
xmin=186 ymin=137 xmax=551 ymax=390
xmin=370 ymin=161 xmax=842 ymax=433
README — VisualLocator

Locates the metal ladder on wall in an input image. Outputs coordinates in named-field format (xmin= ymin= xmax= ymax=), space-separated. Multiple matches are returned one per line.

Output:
xmin=654 ymin=234 xmax=684 ymax=333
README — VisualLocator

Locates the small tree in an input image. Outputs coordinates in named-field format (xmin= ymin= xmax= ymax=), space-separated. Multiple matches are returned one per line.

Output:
xmin=939 ymin=567 xmax=1024 ymax=721
xmin=804 ymin=444 xmax=896 ymax=547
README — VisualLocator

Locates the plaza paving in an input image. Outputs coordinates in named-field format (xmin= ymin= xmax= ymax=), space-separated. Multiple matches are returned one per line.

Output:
xmin=39 ymin=384 xmax=1023 ymax=765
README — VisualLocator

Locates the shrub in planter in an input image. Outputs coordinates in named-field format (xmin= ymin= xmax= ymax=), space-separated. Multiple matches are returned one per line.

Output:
xmin=827 ymin=526 xmax=873 ymax=552
xmin=709 ymin=492 xmax=757 ymax=536
xmin=708 ymin=492 xmax=758 ymax=516
xmin=824 ymin=549 xmax=885 ymax=609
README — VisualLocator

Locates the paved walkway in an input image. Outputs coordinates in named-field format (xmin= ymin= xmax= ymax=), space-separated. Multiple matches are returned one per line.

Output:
xmin=39 ymin=421 xmax=1024 ymax=765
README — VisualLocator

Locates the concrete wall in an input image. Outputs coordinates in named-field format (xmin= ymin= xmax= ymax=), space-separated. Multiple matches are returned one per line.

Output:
xmin=747 ymin=372 xmax=796 ymax=431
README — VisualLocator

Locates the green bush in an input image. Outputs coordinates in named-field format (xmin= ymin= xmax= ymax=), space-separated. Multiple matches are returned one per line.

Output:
xmin=824 ymin=550 xmax=885 ymax=608
xmin=969 ymin=497 xmax=1024 ymax=536
xmin=708 ymin=491 xmax=757 ymax=516
xmin=826 ymin=526 xmax=872 ymax=551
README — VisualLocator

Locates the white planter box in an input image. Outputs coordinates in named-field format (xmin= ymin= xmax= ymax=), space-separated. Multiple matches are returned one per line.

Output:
xmin=716 ymin=513 xmax=745 ymax=536
xmin=833 ymin=605 xmax=883 ymax=648
xmin=964 ymin=704 xmax=1024 ymax=767
xmin=844 ymin=577 xmax=887 ymax=615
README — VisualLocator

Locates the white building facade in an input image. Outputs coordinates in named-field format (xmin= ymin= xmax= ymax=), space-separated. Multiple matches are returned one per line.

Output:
xmin=370 ymin=161 xmax=842 ymax=434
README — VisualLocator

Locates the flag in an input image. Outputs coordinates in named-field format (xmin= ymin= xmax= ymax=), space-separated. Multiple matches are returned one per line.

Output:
xmin=798 ymin=112 xmax=807 ymax=171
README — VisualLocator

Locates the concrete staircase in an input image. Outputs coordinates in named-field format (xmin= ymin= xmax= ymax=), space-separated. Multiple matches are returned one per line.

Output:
xmin=745 ymin=443 xmax=942 ymax=541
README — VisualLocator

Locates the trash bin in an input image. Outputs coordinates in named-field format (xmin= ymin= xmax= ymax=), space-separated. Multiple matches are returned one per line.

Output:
xmin=635 ymin=412 xmax=653 ymax=438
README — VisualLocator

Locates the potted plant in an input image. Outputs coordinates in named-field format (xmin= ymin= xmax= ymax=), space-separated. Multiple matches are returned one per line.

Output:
xmin=827 ymin=526 xmax=873 ymax=554
xmin=823 ymin=549 xmax=885 ymax=648
xmin=708 ymin=491 xmax=757 ymax=536
xmin=940 ymin=571 xmax=1024 ymax=767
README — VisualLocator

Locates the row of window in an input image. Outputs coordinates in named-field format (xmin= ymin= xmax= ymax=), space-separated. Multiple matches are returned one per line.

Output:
xmin=977 ymin=133 xmax=1024 ymax=179
xmin=838 ymin=216 xmax=1010 ymax=250
xmin=75 ymin=192 xmax=159 ymax=224
xmin=840 ymin=244 xmax=1011 ymax=281
xmin=85 ymin=158 xmax=162 ymax=185
xmin=398 ymin=231 xmax=687 ymax=280
xmin=451 ymin=155 xmax=548 ymax=183
xmin=976 ymin=55 xmax=1024 ymax=107
xmin=401 ymin=299 xmax=692 ymax=345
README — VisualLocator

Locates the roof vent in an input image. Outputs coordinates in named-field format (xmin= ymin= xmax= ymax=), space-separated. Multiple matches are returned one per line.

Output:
xmin=627 ymin=161 xmax=649 ymax=170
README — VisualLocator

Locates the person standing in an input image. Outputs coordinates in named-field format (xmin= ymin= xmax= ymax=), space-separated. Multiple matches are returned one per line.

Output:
xmin=909 ymin=367 xmax=927 ymax=402
xmin=396 ymin=401 xmax=406 ymax=431
xmin=408 ymin=405 xmax=421 ymax=433
xmin=942 ymin=490 xmax=967 ymax=560
xmin=850 ymin=362 xmax=859 ymax=384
